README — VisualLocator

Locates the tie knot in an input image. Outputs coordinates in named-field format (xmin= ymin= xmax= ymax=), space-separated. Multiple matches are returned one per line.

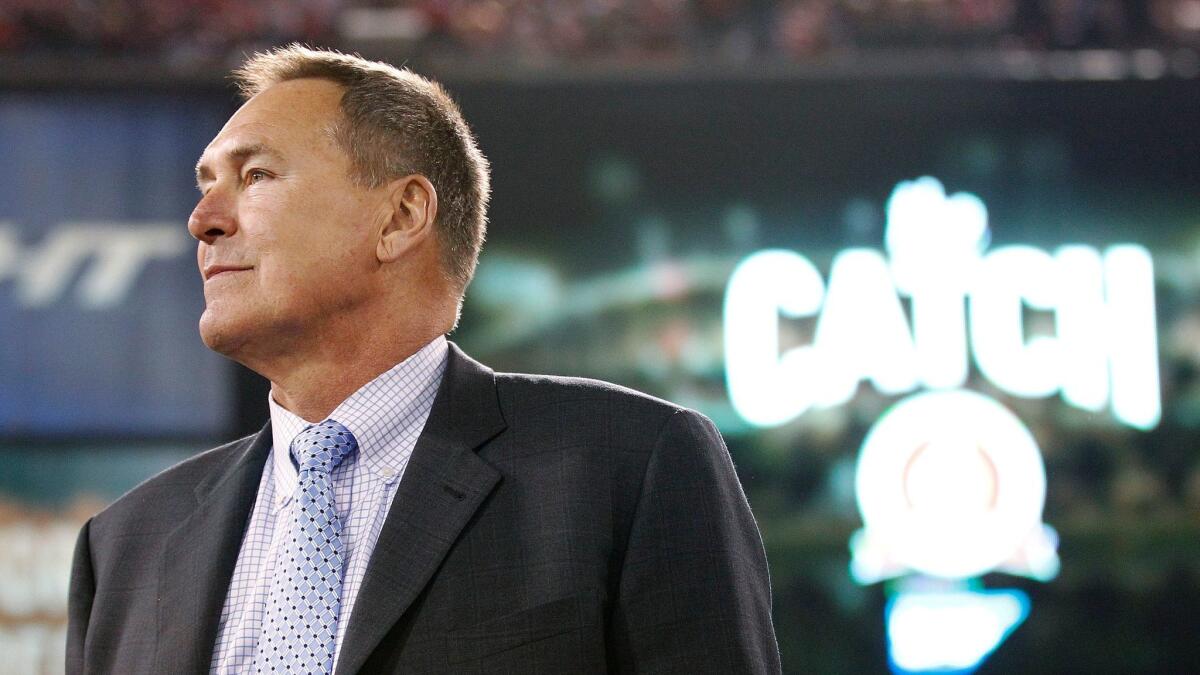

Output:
xmin=291 ymin=419 xmax=357 ymax=473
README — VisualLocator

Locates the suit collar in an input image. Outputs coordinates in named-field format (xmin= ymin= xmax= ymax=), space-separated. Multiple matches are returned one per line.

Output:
xmin=267 ymin=336 xmax=450 ymax=508
xmin=151 ymin=342 xmax=504 ymax=673
xmin=335 ymin=341 xmax=506 ymax=675
xmin=156 ymin=424 xmax=272 ymax=673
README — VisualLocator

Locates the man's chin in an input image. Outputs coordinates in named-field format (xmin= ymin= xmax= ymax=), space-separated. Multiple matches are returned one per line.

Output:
xmin=198 ymin=312 xmax=250 ymax=359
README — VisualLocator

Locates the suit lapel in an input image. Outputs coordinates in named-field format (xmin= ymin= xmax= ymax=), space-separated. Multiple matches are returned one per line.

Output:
xmin=155 ymin=425 xmax=271 ymax=673
xmin=335 ymin=343 xmax=506 ymax=675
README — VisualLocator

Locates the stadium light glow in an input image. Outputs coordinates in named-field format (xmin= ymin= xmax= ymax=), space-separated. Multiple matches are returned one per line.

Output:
xmin=970 ymin=245 xmax=1061 ymax=398
xmin=887 ymin=589 xmax=1030 ymax=674
xmin=850 ymin=390 xmax=1056 ymax=583
xmin=812 ymin=249 xmax=919 ymax=408
xmin=1105 ymin=245 xmax=1161 ymax=429
xmin=886 ymin=177 xmax=984 ymax=392
xmin=723 ymin=249 xmax=825 ymax=426
xmin=1054 ymin=246 xmax=1110 ymax=412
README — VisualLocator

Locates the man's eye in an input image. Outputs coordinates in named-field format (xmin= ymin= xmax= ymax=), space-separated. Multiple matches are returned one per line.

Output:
xmin=245 ymin=169 xmax=269 ymax=184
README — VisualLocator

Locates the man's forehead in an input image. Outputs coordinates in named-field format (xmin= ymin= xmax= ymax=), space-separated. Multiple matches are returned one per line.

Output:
xmin=227 ymin=78 xmax=344 ymax=132
xmin=196 ymin=127 xmax=282 ymax=178
xmin=197 ymin=81 xmax=344 ymax=172
xmin=196 ymin=136 xmax=279 ymax=170
xmin=203 ymin=122 xmax=285 ymax=157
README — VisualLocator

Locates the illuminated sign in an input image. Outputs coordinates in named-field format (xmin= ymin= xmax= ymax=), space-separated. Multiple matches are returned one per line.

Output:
xmin=0 ymin=221 xmax=225 ymax=437
xmin=886 ymin=587 xmax=1029 ymax=674
xmin=850 ymin=389 xmax=1059 ymax=584
xmin=0 ymin=223 xmax=185 ymax=309
xmin=723 ymin=176 xmax=1162 ymax=672
xmin=724 ymin=176 xmax=1160 ymax=430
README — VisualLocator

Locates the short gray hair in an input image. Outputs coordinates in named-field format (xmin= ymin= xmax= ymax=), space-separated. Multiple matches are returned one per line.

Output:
xmin=234 ymin=44 xmax=490 ymax=294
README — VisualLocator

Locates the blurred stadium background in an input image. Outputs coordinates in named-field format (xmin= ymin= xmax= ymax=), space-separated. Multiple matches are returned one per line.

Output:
xmin=2 ymin=0 xmax=1200 ymax=673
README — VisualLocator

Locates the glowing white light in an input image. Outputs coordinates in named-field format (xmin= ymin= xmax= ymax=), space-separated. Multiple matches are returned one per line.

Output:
xmin=997 ymin=523 xmax=1061 ymax=582
xmin=1054 ymin=246 xmax=1110 ymax=412
xmin=908 ymin=283 xmax=971 ymax=391
xmin=852 ymin=390 xmax=1055 ymax=582
xmin=724 ymin=250 xmax=825 ymax=426
xmin=885 ymin=176 xmax=988 ymax=292
xmin=722 ymin=177 xmax=1161 ymax=432
xmin=1105 ymin=246 xmax=1161 ymax=429
xmin=971 ymin=245 xmax=1061 ymax=398
xmin=885 ymin=177 xmax=986 ymax=391
xmin=887 ymin=589 xmax=1029 ymax=673
xmin=812 ymin=249 xmax=919 ymax=407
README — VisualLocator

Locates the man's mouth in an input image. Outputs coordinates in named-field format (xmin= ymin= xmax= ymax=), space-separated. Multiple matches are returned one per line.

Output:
xmin=204 ymin=265 xmax=252 ymax=281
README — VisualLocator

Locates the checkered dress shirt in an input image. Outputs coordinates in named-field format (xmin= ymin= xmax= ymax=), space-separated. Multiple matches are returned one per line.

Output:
xmin=209 ymin=336 xmax=448 ymax=674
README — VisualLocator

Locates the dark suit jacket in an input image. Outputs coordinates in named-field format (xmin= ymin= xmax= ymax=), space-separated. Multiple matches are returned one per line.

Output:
xmin=67 ymin=344 xmax=781 ymax=673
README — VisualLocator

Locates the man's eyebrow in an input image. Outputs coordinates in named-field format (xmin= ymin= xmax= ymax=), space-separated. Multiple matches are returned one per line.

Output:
xmin=195 ymin=142 xmax=284 ymax=184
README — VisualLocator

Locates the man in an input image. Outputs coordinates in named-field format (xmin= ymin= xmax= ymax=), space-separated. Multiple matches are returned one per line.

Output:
xmin=67 ymin=45 xmax=780 ymax=674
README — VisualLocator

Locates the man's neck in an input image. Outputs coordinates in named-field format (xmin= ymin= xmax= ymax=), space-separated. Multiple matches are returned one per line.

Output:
xmin=266 ymin=333 xmax=440 ymax=422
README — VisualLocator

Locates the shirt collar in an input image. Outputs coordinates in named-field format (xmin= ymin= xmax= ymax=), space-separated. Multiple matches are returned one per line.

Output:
xmin=267 ymin=335 xmax=449 ymax=508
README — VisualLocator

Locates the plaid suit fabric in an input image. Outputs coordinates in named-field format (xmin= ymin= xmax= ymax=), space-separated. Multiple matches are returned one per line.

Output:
xmin=67 ymin=344 xmax=781 ymax=674
xmin=359 ymin=378 xmax=781 ymax=673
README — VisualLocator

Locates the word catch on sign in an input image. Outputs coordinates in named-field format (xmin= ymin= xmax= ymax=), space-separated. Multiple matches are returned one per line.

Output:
xmin=724 ymin=177 xmax=1160 ymax=430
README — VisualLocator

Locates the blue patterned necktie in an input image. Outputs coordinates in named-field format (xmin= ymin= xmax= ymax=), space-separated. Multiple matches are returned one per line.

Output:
xmin=253 ymin=420 xmax=357 ymax=674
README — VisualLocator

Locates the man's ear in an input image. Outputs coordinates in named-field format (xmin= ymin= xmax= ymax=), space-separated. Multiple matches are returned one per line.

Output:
xmin=377 ymin=174 xmax=438 ymax=263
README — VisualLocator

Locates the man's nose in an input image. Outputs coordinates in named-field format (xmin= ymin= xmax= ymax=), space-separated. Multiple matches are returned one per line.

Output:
xmin=188 ymin=191 xmax=237 ymax=244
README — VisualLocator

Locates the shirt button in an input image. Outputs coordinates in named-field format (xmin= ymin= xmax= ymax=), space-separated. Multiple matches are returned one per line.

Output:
xmin=381 ymin=467 xmax=397 ymax=479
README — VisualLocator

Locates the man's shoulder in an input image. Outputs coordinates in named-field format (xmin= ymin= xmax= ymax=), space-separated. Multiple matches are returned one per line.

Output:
xmin=495 ymin=370 xmax=678 ymax=411
xmin=487 ymin=370 xmax=733 ymax=495
xmin=492 ymin=370 xmax=709 ymax=434
xmin=89 ymin=431 xmax=262 ymax=534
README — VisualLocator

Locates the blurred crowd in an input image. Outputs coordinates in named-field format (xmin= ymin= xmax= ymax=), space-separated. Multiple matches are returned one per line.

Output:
xmin=2 ymin=0 xmax=1200 ymax=66
xmin=0 ymin=0 xmax=335 ymax=64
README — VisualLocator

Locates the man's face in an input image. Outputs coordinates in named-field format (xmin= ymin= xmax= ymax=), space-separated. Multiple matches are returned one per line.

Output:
xmin=191 ymin=78 xmax=384 ymax=359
